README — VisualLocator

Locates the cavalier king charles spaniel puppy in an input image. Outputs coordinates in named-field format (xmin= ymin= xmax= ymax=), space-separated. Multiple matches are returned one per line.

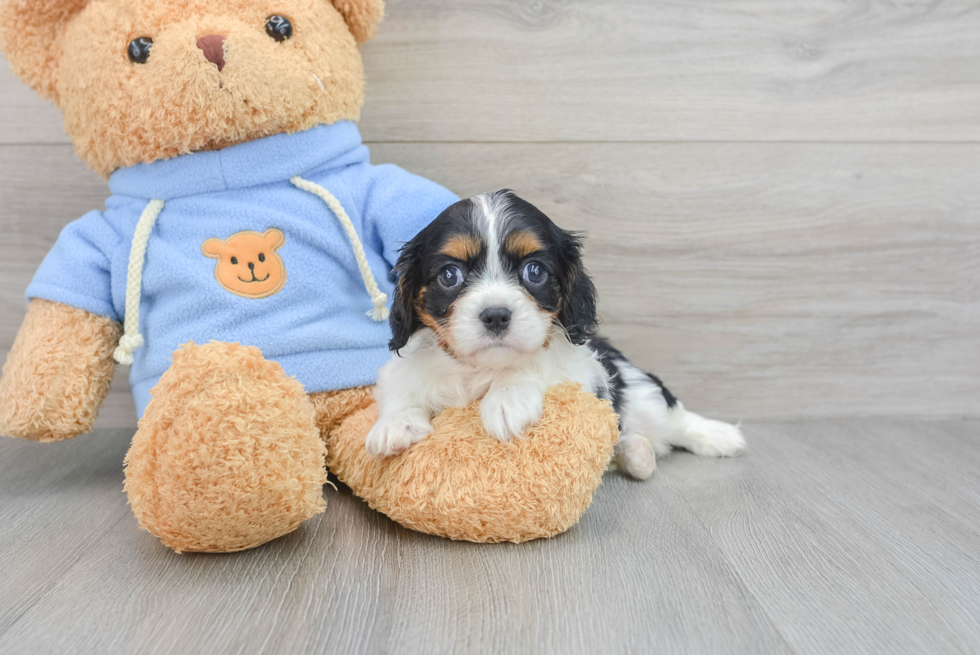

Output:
xmin=365 ymin=190 xmax=745 ymax=479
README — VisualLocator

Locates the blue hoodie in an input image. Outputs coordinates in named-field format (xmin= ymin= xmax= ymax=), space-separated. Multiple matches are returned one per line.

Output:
xmin=27 ymin=121 xmax=458 ymax=418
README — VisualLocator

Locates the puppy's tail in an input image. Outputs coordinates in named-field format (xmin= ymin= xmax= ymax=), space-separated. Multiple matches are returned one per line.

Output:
xmin=667 ymin=402 xmax=746 ymax=458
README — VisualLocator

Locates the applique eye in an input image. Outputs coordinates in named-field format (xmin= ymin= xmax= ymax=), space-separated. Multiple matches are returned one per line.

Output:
xmin=266 ymin=15 xmax=293 ymax=42
xmin=258 ymin=253 xmax=266 ymax=262
xmin=522 ymin=261 xmax=548 ymax=286
xmin=231 ymin=257 xmax=239 ymax=265
xmin=438 ymin=265 xmax=463 ymax=290
xmin=128 ymin=37 xmax=153 ymax=64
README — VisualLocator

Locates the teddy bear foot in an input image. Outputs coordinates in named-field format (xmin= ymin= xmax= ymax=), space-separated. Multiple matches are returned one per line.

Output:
xmin=124 ymin=342 xmax=327 ymax=553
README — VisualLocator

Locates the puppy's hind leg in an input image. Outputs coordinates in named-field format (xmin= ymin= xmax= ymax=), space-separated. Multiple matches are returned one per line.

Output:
xmin=615 ymin=432 xmax=657 ymax=480
xmin=612 ymin=381 xmax=674 ymax=480
xmin=666 ymin=403 xmax=746 ymax=458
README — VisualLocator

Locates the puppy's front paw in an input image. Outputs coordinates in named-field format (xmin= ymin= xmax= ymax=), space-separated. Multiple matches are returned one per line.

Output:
xmin=365 ymin=409 xmax=433 ymax=458
xmin=480 ymin=385 xmax=544 ymax=442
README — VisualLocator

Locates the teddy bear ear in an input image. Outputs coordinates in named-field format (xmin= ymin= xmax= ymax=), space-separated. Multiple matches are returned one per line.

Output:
xmin=0 ymin=0 xmax=90 ymax=103
xmin=331 ymin=0 xmax=385 ymax=44
xmin=201 ymin=238 xmax=229 ymax=259
xmin=261 ymin=228 xmax=285 ymax=249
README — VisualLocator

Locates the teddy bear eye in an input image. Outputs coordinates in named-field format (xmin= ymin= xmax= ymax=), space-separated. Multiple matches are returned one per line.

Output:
xmin=128 ymin=37 xmax=154 ymax=64
xmin=258 ymin=253 xmax=266 ymax=262
xmin=265 ymin=15 xmax=293 ymax=42
xmin=231 ymin=257 xmax=239 ymax=265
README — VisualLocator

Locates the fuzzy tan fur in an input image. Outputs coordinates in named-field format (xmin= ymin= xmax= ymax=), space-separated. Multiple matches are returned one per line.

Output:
xmin=333 ymin=0 xmax=384 ymax=44
xmin=310 ymin=385 xmax=374 ymax=440
xmin=124 ymin=341 xmax=327 ymax=553
xmin=0 ymin=299 xmax=120 ymax=442
xmin=0 ymin=0 xmax=384 ymax=177
xmin=328 ymin=384 xmax=619 ymax=543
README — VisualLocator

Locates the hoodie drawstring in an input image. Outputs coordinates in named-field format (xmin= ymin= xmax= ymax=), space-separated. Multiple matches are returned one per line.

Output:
xmin=114 ymin=199 xmax=165 ymax=365
xmin=290 ymin=176 xmax=390 ymax=322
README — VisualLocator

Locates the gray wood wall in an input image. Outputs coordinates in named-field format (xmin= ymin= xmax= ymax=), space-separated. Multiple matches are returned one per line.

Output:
xmin=1 ymin=0 xmax=978 ymax=427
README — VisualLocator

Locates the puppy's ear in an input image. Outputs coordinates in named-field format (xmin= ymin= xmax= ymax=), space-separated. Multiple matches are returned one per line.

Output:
xmin=556 ymin=230 xmax=599 ymax=345
xmin=331 ymin=0 xmax=385 ymax=44
xmin=0 ymin=0 xmax=90 ymax=102
xmin=388 ymin=236 xmax=425 ymax=353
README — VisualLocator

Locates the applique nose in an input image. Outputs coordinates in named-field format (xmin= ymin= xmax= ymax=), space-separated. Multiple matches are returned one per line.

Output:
xmin=480 ymin=307 xmax=512 ymax=335
xmin=197 ymin=35 xmax=226 ymax=71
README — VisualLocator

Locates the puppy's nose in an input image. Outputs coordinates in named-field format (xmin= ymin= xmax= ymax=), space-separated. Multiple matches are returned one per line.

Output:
xmin=480 ymin=307 xmax=511 ymax=335
xmin=197 ymin=35 xmax=226 ymax=71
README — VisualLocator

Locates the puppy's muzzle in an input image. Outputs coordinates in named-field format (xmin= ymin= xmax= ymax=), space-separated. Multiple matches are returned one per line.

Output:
xmin=480 ymin=307 xmax=511 ymax=336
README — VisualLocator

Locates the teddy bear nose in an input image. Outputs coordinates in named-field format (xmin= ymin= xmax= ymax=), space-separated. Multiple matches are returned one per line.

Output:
xmin=197 ymin=35 xmax=226 ymax=71
xmin=248 ymin=262 xmax=255 ymax=271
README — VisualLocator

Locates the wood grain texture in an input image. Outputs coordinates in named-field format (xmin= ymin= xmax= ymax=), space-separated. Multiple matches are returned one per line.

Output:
xmin=0 ymin=143 xmax=976 ymax=423
xmin=2 ymin=421 xmax=980 ymax=653
xmin=4 ymin=0 xmax=980 ymax=145
xmin=666 ymin=419 xmax=980 ymax=654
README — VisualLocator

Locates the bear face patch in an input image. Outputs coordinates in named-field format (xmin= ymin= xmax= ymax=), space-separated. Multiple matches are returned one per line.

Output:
xmin=202 ymin=229 xmax=286 ymax=299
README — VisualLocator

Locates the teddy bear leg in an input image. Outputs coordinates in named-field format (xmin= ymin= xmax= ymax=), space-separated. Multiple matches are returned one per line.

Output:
xmin=124 ymin=341 xmax=326 ymax=553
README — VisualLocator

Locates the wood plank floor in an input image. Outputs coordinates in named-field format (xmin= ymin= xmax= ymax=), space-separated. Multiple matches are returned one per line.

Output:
xmin=2 ymin=419 xmax=978 ymax=654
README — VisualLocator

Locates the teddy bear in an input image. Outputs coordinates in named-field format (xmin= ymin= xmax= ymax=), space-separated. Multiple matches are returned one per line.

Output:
xmin=0 ymin=0 xmax=618 ymax=552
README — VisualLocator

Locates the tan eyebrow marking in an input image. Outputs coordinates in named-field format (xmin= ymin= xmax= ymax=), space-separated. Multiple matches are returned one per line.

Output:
xmin=440 ymin=234 xmax=483 ymax=261
xmin=505 ymin=230 xmax=545 ymax=258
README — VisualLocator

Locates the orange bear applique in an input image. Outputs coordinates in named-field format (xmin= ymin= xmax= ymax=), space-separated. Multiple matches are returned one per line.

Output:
xmin=202 ymin=228 xmax=287 ymax=299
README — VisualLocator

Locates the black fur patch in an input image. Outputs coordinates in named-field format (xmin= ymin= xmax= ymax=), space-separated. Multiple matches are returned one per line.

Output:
xmin=389 ymin=201 xmax=486 ymax=352
xmin=591 ymin=336 xmax=678 ymax=410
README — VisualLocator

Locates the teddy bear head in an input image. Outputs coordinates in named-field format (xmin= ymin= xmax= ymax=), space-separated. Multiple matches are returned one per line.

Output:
xmin=203 ymin=228 xmax=287 ymax=299
xmin=0 ymin=0 xmax=384 ymax=177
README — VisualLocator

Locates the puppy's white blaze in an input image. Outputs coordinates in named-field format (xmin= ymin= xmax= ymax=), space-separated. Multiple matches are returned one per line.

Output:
xmin=472 ymin=193 xmax=501 ymax=278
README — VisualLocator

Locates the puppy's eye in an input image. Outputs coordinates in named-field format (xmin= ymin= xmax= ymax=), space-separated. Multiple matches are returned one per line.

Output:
xmin=437 ymin=265 xmax=463 ymax=290
xmin=258 ymin=253 xmax=266 ymax=262
xmin=522 ymin=262 xmax=548 ymax=286
xmin=230 ymin=257 xmax=239 ymax=265
xmin=128 ymin=37 xmax=153 ymax=64
xmin=266 ymin=15 xmax=293 ymax=42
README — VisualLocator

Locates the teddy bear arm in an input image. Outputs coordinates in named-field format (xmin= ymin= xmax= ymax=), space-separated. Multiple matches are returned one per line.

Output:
xmin=0 ymin=299 xmax=121 ymax=442
xmin=327 ymin=384 xmax=620 ymax=543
